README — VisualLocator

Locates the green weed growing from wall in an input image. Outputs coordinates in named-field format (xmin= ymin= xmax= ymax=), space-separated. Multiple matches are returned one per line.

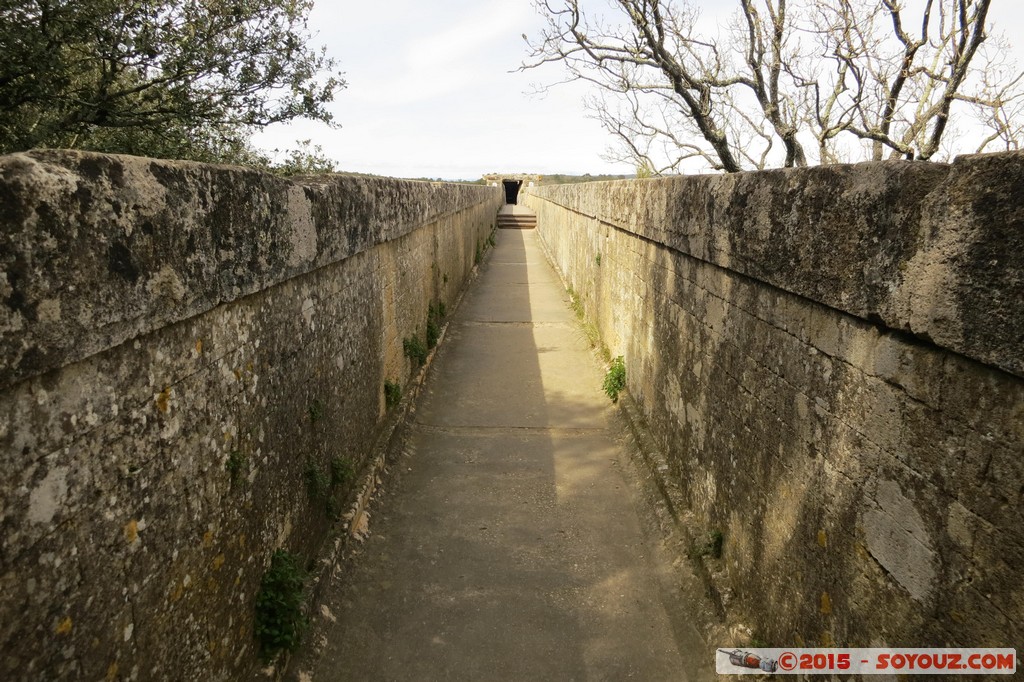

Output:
xmin=329 ymin=456 xmax=353 ymax=487
xmin=602 ymin=356 xmax=626 ymax=402
xmin=384 ymin=380 xmax=402 ymax=409
xmin=426 ymin=300 xmax=446 ymax=349
xmin=304 ymin=462 xmax=329 ymax=501
xmin=689 ymin=529 xmax=725 ymax=560
xmin=403 ymin=334 xmax=428 ymax=366
xmin=566 ymin=286 xmax=584 ymax=319
xmin=226 ymin=450 xmax=248 ymax=485
xmin=707 ymin=529 xmax=724 ymax=559
xmin=254 ymin=549 xmax=308 ymax=659
xmin=305 ymin=454 xmax=354 ymax=519
xmin=426 ymin=316 xmax=440 ymax=350
xmin=307 ymin=399 xmax=324 ymax=423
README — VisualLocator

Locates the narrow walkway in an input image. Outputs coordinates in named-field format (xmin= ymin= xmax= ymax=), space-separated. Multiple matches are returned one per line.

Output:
xmin=305 ymin=229 xmax=688 ymax=680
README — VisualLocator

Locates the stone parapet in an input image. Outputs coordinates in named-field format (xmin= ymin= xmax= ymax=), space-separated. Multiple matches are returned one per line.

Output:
xmin=524 ymin=152 xmax=1023 ymax=651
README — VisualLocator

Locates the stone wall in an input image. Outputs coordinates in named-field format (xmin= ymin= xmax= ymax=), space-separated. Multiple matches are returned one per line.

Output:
xmin=524 ymin=152 xmax=1023 ymax=649
xmin=0 ymin=150 xmax=502 ymax=680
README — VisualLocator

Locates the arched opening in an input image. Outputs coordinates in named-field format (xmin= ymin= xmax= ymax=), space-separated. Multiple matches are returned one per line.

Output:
xmin=503 ymin=179 xmax=523 ymax=205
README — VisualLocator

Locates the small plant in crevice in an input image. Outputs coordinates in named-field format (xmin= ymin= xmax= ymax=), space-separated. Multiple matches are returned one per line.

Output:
xmin=690 ymin=529 xmax=725 ymax=560
xmin=324 ymin=496 xmax=340 ymax=520
xmin=595 ymin=252 xmax=602 ymax=266
xmin=384 ymin=380 xmax=402 ymax=409
xmin=254 ymin=549 xmax=308 ymax=659
xmin=487 ymin=232 xmax=496 ymax=248
xmin=426 ymin=316 xmax=440 ymax=349
xmin=304 ymin=462 xmax=329 ymax=501
xmin=602 ymin=356 xmax=627 ymax=403
xmin=442 ymin=273 xmax=449 ymax=284
xmin=329 ymin=456 xmax=354 ymax=488
xmin=307 ymin=399 xmax=324 ymax=423
xmin=426 ymin=300 xmax=446 ymax=349
xmin=306 ymin=456 xmax=353 ymax=516
xmin=403 ymin=334 xmax=428 ymax=367
xmin=566 ymin=286 xmax=585 ymax=320
xmin=564 ymin=285 xmax=604 ymax=353
xmin=226 ymin=450 xmax=248 ymax=485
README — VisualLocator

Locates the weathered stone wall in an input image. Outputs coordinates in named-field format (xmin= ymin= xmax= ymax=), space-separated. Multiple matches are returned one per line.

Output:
xmin=524 ymin=152 xmax=1023 ymax=649
xmin=0 ymin=150 xmax=502 ymax=680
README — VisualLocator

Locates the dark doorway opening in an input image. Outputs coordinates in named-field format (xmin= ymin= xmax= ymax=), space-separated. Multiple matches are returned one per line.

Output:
xmin=503 ymin=179 xmax=523 ymax=204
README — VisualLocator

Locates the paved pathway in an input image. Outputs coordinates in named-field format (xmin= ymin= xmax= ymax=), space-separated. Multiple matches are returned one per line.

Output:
xmin=303 ymin=229 xmax=691 ymax=680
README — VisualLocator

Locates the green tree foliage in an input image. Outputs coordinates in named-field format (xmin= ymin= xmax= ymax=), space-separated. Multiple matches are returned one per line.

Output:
xmin=266 ymin=139 xmax=338 ymax=176
xmin=0 ymin=0 xmax=343 ymax=164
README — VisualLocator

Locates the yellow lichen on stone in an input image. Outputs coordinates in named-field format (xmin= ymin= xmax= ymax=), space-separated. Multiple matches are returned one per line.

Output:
xmin=124 ymin=519 xmax=138 ymax=544
xmin=169 ymin=582 xmax=185 ymax=603
xmin=212 ymin=554 xmax=226 ymax=571
xmin=821 ymin=631 xmax=835 ymax=646
xmin=820 ymin=591 xmax=832 ymax=615
xmin=155 ymin=387 xmax=172 ymax=413
xmin=106 ymin=662 xmax=119 ymax=681
xmin=817 ymin=529 xmax=827 ymax=547
xmin=195 ymin=339 xmax=203 ymax=354
xmin=202 ymin=530 xmax=214 ymax=547
xmin=55 ymin=616 xmax=73 ymax=635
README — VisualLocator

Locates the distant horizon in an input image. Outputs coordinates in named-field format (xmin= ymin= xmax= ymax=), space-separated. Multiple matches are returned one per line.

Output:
xmin=308 ymin=167 xmax=636 ymax=184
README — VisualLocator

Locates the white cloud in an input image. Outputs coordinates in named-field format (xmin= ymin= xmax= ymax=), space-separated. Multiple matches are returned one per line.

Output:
xmin=405 ymin=3 xmax=528 ymax=71
xmin=349 ymin=2 xmax=534 ymax=106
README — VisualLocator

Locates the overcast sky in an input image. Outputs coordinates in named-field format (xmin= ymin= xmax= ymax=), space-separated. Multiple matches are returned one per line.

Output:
xmin=251 ymin=0 xmax=1024 ymax=180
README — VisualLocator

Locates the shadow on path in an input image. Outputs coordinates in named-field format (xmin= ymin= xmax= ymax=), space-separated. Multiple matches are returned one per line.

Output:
xmin=302 ymin=229 xmax=690 ymax=680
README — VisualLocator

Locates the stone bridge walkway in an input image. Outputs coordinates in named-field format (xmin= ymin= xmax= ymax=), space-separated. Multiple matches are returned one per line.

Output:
xmin=294 ymin=229 xmax=699 ymax=680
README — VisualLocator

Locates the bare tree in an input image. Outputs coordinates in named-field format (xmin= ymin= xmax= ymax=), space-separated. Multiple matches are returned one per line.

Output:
xmin=523 ymin=0 xmax=1022 ymax=173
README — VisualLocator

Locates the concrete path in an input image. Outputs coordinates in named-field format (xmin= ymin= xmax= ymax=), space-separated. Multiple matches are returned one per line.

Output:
xmin=304 ymin=229 xmax=690 ymax=680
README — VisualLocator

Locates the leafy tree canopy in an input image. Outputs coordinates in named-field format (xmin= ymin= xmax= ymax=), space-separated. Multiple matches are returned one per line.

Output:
xmin=0 ymin=0 xmax=343 ymax=166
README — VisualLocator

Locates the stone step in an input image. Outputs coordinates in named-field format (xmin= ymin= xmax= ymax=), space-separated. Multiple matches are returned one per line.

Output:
xmin=497 ymin=214 xmax=537 ymax=230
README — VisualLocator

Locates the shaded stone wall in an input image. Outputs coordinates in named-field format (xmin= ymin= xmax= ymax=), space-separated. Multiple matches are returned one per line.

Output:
xmin=524 ymin=152 xmax=1023 ymax=649
xmin=0 ymin=150 xmax=502 ymax=680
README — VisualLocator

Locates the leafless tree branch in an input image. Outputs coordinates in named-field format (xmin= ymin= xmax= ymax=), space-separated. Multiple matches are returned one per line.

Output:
xmin=523 ymin=0 xmax=1018 ymax=173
